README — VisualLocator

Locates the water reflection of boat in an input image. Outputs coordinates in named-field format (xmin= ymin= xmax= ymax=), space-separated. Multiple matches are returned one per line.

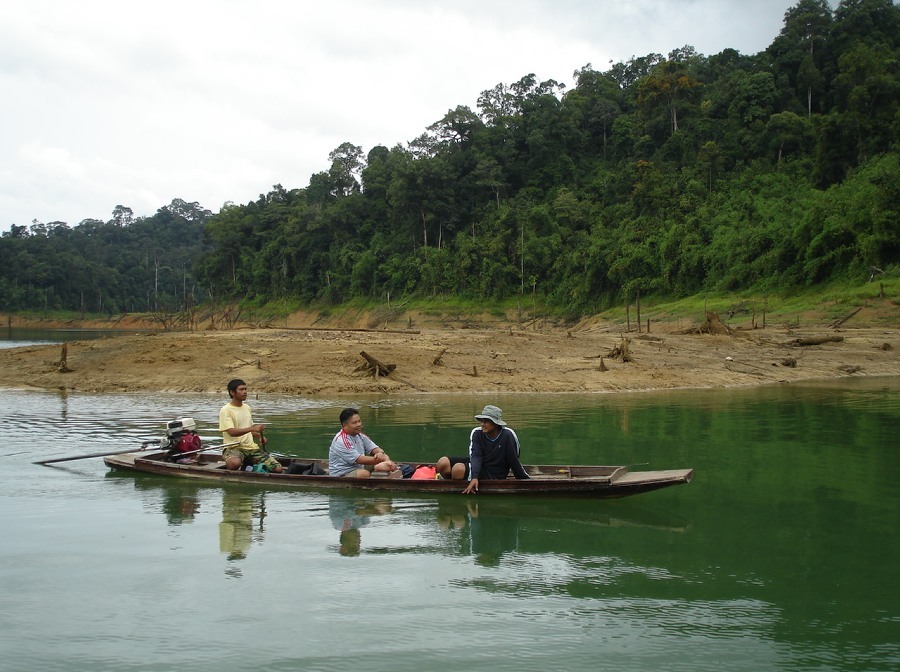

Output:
xmin=105 ymin=451 xmax=693 ymax=499
xmin=430 ymin=497 xmax=690 ymax=564
xmin=316 ymin=493 xmax=689 ymax=571
xmin=119 ymin=476 xmax=267 ymax=577
xmin=435 ymin=496 xmax=690 ymax=534
xmin=127 ymin=478 xmax=207 ymax=526
xmin=415 ymin=497 xmax=695 ymax=598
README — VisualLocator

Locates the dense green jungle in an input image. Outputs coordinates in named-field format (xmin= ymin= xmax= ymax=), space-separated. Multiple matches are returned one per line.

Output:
xmin=1 ymin=0 xmax=897 ymax=318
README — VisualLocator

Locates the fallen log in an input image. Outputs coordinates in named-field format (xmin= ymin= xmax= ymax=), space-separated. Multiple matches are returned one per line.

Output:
xmin=789 ymin=336 xmax=844 ymax=347
xmin=275 ymin=326 xmax=420 ymax=334
xmin=829 ymin=307 xmax=861 ymax=329
xmin=354 ymin=350 xmax=424 ymax=390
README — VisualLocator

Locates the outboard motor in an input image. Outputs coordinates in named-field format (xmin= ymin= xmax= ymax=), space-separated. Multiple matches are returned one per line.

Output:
xmin=161 ymin=417 xmax=202 ymax=463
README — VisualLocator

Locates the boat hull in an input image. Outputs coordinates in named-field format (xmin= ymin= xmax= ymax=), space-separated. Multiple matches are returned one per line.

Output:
xmin=104 ymin=451 xmax=692 ymax=499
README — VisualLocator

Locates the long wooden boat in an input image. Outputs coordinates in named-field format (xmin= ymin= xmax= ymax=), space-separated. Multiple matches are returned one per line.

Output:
xmin=104 ymin=450 xmax=693 ymax=499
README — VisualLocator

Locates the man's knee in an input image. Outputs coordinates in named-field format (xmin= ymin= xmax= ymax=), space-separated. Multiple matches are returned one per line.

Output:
xmin=436 ymin=456 xmax=450 ymax=476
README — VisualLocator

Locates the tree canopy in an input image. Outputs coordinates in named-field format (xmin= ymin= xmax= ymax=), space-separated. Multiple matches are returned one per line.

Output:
xmin=4 ymin=0 xmax=898 ymax=316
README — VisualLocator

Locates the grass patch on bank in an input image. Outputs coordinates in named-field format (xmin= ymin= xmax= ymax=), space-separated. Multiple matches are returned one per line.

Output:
xmin=4 ymin=278 xmax=897 ymax=331
xmin=601 ymin=278 xmax=899 ymax=329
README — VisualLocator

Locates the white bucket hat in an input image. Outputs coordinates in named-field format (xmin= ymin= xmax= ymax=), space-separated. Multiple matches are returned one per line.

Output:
xmin=474 ymin=405 xmax=506 ymax=426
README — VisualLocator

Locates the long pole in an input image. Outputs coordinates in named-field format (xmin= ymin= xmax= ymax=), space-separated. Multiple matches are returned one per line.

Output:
xmin=34 ymin=441 xmax=241 ymax=465
xmin=34 ymin=444 xmax=159 ymax=465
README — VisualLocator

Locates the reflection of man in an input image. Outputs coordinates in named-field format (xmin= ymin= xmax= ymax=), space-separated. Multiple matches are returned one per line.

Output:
xmin=469 ymin=507 xmax=520 ymax=567
xmin=328 ymin=496 xmax=392 ymax=556
xmin=436 ymin=498 xmax=478 ymax=532
xmin=219 ymin=492 xmax=260 ymax=565
xmin=437 ymin=499 xmax=519 ymax=565
xmin=338 ymin=529 xmax=362 ymax=557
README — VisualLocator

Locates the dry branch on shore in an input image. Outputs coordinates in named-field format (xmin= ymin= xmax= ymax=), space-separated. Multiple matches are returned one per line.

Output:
xmin=790 ymin=336 xmax=845 ymax=346
xmin=355 ymin=350 xmax=425 ymax=391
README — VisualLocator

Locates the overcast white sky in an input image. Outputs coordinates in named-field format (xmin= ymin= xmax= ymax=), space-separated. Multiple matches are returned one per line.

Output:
xmin=1 ymin=0 xmax=815 ymax=229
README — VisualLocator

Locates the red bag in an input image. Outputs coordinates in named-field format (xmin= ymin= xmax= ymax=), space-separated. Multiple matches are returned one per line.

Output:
xmin=410 ymin=465 xmax=437 ymax=480
xmin=175 ymin=432 xmax=202 ymax=453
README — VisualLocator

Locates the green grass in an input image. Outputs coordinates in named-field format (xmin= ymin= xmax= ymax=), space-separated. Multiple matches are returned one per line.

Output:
xmin=6 ymin=278 xmax=898 ymax=329
xmin=606 ymin=278 xmax=899 ymax=327
xmin=196 ymin=279 xmax=900 ymax=329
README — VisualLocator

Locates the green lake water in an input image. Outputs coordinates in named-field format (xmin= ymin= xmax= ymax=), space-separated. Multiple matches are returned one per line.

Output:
xmin=0 ymin=380 xmax=897 ymax=671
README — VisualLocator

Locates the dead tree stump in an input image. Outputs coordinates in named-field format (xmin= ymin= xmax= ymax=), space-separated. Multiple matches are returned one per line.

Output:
xmin=432 ymin=348 xmax=447 ymax=366
xmin=357 ymin=351 xmax=396 ymax=378
xmin=699 ymin=312 xmax=732 ymax=335
xmin=57 ymin=343 xmax=73 ymax=373
xmin=609 ymin=337 xmax=634 ymax=363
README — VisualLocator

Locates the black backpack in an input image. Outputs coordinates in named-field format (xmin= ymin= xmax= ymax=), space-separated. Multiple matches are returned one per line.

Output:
xmin=287 ymin=461 xmax=327 ymax=476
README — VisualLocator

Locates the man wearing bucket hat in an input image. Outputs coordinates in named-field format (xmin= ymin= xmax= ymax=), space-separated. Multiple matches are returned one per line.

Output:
xmin=437 ymin=405 xmax=530 ymax=494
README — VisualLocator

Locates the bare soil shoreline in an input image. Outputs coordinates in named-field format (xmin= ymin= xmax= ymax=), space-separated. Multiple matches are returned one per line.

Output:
xmin=2 ymin=309 xmax=898 ymax=395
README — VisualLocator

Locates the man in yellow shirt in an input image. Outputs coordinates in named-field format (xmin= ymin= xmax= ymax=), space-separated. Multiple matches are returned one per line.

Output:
xmin=219 ymin=379 xmax=283 ymax=473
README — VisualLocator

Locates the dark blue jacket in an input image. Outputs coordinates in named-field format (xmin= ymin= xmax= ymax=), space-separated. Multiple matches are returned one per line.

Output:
xmin=469 ymin=426 xmax=530 ymax=480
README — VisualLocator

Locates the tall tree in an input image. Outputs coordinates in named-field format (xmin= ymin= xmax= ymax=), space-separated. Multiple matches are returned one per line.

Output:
xmin=328 ymin=142 xmax=365 ymax=197
xmin=637 ymin=55 xmax=702 ymax=136
xmin=768 ymin=0 xmax=833 ymax=115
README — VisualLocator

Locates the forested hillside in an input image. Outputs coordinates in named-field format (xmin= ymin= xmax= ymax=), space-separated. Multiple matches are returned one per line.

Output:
xmin=3 ymin=0 xmax=898 ymax=316
xmin=0 ymin=200 xmax=211 ymax=314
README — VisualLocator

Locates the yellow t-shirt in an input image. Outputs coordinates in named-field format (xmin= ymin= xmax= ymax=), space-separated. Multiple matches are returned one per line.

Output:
xmin=219 ymin=402 xmax=256 ymax=449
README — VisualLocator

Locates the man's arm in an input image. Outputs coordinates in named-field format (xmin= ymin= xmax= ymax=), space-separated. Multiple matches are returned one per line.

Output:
xmin=219 ymin=406 xmax=264 ymax=440
xmin=224 ymin=424 xmax=264 ymax=438
xmin=505 ymin=432 xmax=530 ymax=480
xmin=464 ymin=428 xmax=482 ymax=494
xmin=363 ymin=435 xmax=388 ymax=458
xmin=467 ymin=428 xmax=482 ymax=480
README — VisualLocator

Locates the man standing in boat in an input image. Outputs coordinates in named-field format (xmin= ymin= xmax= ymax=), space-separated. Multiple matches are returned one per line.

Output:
xmin=219 ymin=379 xmax=283 ymax=473
xmin=437 ymin=405 xmax=530 ymax=494
xmin=328 ymin=407 xmax=399 ymax=478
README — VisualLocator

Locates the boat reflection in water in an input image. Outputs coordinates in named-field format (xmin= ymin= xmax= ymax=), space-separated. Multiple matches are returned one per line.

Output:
xmin=119 ymin=475 xmax=688 ymax=588
xmin=163 ymin=487 xmax=201 ymax=526
xmin=435 ymin=497 xmax=688 ymax=566
xmin=320 ymin=492 xmax=689 ymax=590
xmin=128 ymin=478 xmax=205 ymax=526
xmin=127 ymin=477 xmax=268 ymax=578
